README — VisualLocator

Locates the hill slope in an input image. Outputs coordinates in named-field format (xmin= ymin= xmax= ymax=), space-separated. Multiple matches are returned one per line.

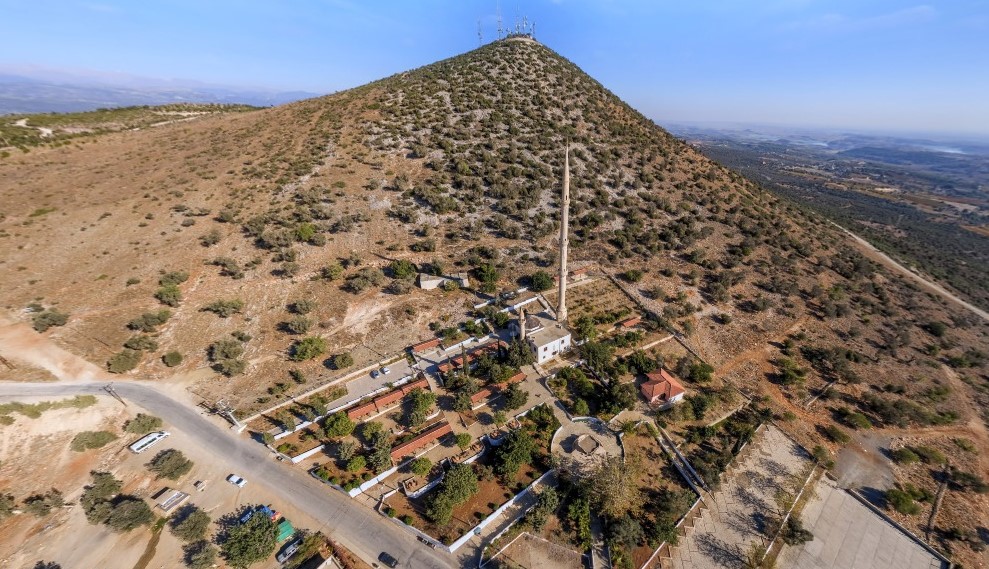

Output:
xmin=0 ymin=37 xmax=987 ymax=560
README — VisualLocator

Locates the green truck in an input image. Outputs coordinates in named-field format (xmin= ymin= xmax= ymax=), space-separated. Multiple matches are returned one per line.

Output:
xmin=276 ymin=518 xmax=295 ymax=542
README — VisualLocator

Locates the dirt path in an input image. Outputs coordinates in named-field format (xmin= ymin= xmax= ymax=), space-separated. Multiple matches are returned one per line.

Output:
xmin=0 ymin=316 xmax=109 ymax=382
xmin=832 ymin=222 xmax=989 ymax=323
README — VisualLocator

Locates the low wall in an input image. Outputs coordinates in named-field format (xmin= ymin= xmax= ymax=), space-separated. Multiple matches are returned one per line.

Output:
xmin=290 ymin=443 xmax=326 ymax=464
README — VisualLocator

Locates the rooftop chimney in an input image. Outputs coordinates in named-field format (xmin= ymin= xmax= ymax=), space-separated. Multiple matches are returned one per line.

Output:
xmin=557 ymin=144 xmax=570 ymax=322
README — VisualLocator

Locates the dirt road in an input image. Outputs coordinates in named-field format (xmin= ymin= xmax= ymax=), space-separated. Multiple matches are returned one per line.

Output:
xmin=833 ymin=222 xmax=989 ymax=323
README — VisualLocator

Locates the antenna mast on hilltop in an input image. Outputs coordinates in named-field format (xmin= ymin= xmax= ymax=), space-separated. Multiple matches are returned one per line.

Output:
xmin=477 ymin=20 xmax=483 ymax=46
xmin=496 ymin=1 xmax=503 ymax=39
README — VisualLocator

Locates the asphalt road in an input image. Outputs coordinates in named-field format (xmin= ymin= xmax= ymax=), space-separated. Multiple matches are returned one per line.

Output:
xmin=0 ymin=381 xmax=459 ymax=569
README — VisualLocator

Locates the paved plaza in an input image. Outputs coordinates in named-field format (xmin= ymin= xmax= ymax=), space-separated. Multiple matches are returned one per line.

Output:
xmin=667 ymin=425 xmax=812 ymax=569
xmin=777 ymin=475 xmax=947 ymax=569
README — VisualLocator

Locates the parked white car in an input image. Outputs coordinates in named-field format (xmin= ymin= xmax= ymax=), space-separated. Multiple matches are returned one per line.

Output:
xmin=381 ymin=366 xmax=392 ymax=375
xmin=226 ymin=474 xmax=247 ymax=488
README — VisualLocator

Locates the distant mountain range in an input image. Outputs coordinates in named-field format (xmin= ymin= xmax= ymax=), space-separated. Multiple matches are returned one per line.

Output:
xmin=0 ymin=73 xmax=319 ymax=114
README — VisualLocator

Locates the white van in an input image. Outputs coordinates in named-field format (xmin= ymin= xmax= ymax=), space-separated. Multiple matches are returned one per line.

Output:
xmin=129 ymin=431 xmax=170 ymax=454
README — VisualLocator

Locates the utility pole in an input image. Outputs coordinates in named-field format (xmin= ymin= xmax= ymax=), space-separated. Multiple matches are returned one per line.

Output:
xmin=103 ymin=384 xmax=126 ymax=406
xmin=216 ymin=400 xmax=246 ymax=433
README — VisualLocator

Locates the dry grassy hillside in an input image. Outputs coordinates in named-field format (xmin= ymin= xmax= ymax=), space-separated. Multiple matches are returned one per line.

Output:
xmin=1 ymin=37 xmax=988 ymax=559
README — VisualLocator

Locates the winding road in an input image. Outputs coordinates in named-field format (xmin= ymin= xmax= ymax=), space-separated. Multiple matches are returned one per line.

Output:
xmin=0 ymin=380 xmax=459 ymax=569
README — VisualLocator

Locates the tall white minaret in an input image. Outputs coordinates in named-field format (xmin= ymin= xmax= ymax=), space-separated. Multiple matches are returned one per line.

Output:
xmin=519 ymin=307 xmax=527 ymax=341
xmin=557 ymin=144 xmax=570 ymax=322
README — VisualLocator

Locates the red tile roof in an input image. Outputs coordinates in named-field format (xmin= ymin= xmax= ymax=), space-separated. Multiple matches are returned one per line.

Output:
xmin=346 ymin=401 xmax=377 ymax=420
xmin=640 ymin=369 xmax=686 ymax=404
xmin=618 ymin=316 xmax=642 ymax=328
xmin=390 ymin=421 xmax=453 ymax=461
xmin=410 ymin=338 xmax=442 ymax=353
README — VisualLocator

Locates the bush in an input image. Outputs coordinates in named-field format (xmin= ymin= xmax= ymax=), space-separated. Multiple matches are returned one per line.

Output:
xmin=162 ymin=351 xmax=183 ymax=367
xmin=822 ymin=424 xmax=850 ymax=444
xmin=124 ymin=335 xmax=159 ymax=352
xmin=455 ymin=432 xmax=472 ymax=450
xmin=159 ymin=271 xmax=189 ymax=286
xmin=125 ymin=413 xmax=163 ymax=434
xmin=912 ymin=445 xmax=946 ymax=465
xmin=155 ymin=284 xmax=182 ymax=307
xmin=885 ymin=488 xmax=921 ymax=515
xmin=890 ymin=447 xmax=920 ymax=465
xmin=288 ymin=299 xmax=316 ymax=314
xmin=291 ymin=337 xmax=327 ymax=361
xmin=105 ymin=498 xmax=154 ymax=531
xmin=32 ymin=309 xmax=69 ymax=332
xmin=171 ymin=507 xmax=211 ymax=542
xmin=389 ymin=259 xmax=417 ymax=280
xmin=346 ymin=456 xmax=367 ymax=472
xmin=70 ymin=430 xmax=118 ymax=452
xmin=529 ymin=271 xmax=554 ymax=292
xmin=331 ymin=352 xmax=353 ymax=369
xmin=147 ymin=449 xmax=194 ymax=480
xmin=202 ymin=299 xmax=244 ymax=318
xmin=107 ymin=349 xmax=142 ymax=373
xmin=127 ymin=310 xmax=171 ymax=332
xmin=284 ymin=316 xmax=312 ymax=334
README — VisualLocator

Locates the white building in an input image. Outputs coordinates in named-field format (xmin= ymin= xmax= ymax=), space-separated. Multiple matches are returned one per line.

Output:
xmin=520 ymin=314 xmax=572 ymax=365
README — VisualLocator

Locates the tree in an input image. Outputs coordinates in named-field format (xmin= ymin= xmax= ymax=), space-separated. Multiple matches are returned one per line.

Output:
xmin=81 ymin=471 xmax=123 ymax=523
xmin=185 ymin=541 xmax=218 ymax=569
xmin=107 ymin=349 xmax=142 ymax=373
xmin=0 ymin=493 xmax=15 ymax=520
xmin=573 ymin=399 xmax=590 ymax=416
xmin=105 ymin=498 xmax=154 ymax=531
xmin=608 ymin=515 xmax=646 ymax=551
xmin=291 ymin=337 xmax=326 ymax=361
xmin=580 ymin=342 xmax=614 ymax=372
xmin=585 ymin=456 xmax=641 ymax=518
xmin=572 ymin=315 xmax=598 ymax=342
xmin=221 ymin=511 xmax=278 ymax=569
xmin=319 ymin=262 xmax=344 ymax=281
xmin=427 ymin=464 xmax=478 ymax=525
xmin=506 ymin=338 xmax=534 ymax=367
xmin=22 ymin=489 xmax=64 ymax=517
xmin=493 ymin=411 xmax=508 ymax=427
xmin=452 ymin=391 xmax=473 ymax=413
xmin=455 ymin=432 xmax=473 ymax=450
xmin=162 ymin=351 xmax=183 ymax=367
xmin=494 ymin=429 xmax=536 ymax=479
xmin=171 ymin=507 xmax=211 ymax=542
xmin=529 ymin=271 xmax=554 ymax=292
xmin=406 ymin=388 xmax=437 ymax=427
xmin=780 ymin=516 xmax=814 ymax=545
xmin=502 ymin=383 xmax=529 ymax=411
xmin=346 ymin=456 xmax=367 ymax=472
xmin=147 ymin=449 xmax=194 ymax=480
xmin=528 ymin=487 xmax=559 ymax=531
xmin=323 ymin=412 xmax=355 ymax=438
xmin=331 ymin=352 xmax=354 ymax=369
xmin=410 ymin=457 xmax=432 ymax=476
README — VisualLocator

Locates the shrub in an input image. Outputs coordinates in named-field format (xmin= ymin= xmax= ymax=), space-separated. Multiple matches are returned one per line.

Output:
xmin=890 ymin=447 xmax=920 ymax=464
xmin=291 ymin=337 xmax=327 ymax=361
xmin=389 ymin=259 xmax=417 ymax=280
xmin=288 ymin=299 xmax=316 ymax=314
xmin=323 ymin=412 xmax=355 ymax=438
xmin=125 ymin=414 xmax=163 ymax=434
xmin=162 ymin=351 xmax=183 ymax=367
xmin=107 ymin=349 xmax=142 ymax=373
xmin=155 ymin=284 xmax=182 ymax=307
xmin=127 ymin=310 xmax=171 ymax=332
xmin=124 ymin=335 xmax=159 ymax=352
xmin=885 ymin=488 xmax=921 ymax=515
xmin=346 ymin=456 xmax=367 ymax=472
xmin=912 ymin=445 xmax=946 ymax=465
xmin=70 ymin=430 xmax=118 ymax=452
xmin=147 ymin=449 xmax=194 ymax=480
xmin=159 ymin=271 xmax=189 ymax=287
xmin=331 ymin=352 xmax=353 ymax=369
xmin=32 ymin=309 xmax=69 ymax=332
xmin=202 ymin=299 xmax=244 ymax=318
xmin=284 ymin=316 xmax=312 ymax=334
xmin=822 ymin=424 xmax=850 ymax=444
xmin=621 ymin=269 xmax=644 ymax=283
xmin=455 ymin=432 xmax=472 ymax=450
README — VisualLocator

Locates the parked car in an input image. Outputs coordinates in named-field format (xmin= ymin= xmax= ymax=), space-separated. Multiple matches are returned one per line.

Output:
xmin=226 ymin=474 xmax=247 ymax=488
xmin=371 ymin=369 xmax=380 ymax=379
xmin=193 ymin=480 xmax=207 ymax=492
xmin=277 ymin=537 xmax=302 ymax=563
xmin=378 ymin=552 xmax=399 ymax=568
xmin=380 ymin=366 xmax=391 ymax=375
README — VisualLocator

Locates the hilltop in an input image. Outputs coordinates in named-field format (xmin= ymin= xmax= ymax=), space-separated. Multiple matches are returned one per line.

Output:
xmin=0 ymin=38 xmax=987 ymax=562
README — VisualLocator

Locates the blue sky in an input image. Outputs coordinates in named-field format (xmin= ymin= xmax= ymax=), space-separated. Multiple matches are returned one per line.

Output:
xmin=2 ymin=0 xmax=988 ymax=134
